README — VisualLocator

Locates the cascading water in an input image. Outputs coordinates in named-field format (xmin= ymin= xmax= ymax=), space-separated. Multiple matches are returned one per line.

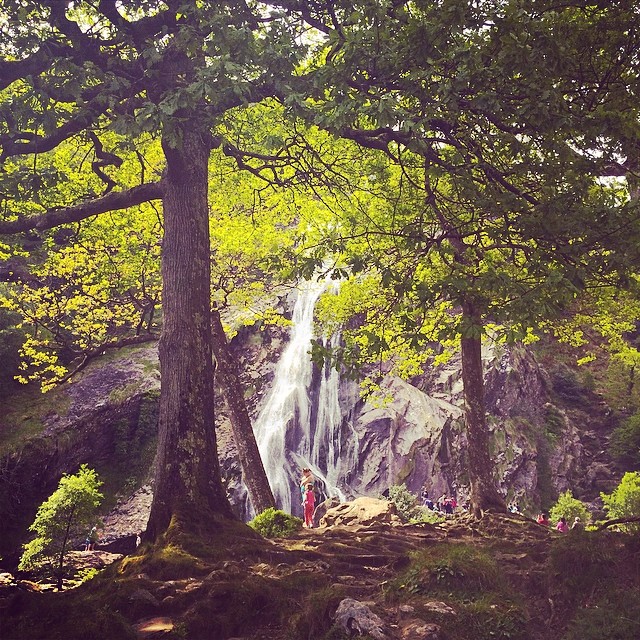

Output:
xmin=252 ymin=279 xmax=347 ymax=516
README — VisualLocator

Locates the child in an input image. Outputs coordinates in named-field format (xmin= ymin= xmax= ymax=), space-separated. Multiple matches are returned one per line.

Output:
xmin=302 ymin=482 xmax=316 ymax=529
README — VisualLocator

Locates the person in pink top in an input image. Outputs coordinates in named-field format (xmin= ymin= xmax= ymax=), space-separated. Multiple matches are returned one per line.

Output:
xmin=556 ymin=517 xmax=569 ymax=533
xmin=303 ymin=483 xmax=316 ymax=529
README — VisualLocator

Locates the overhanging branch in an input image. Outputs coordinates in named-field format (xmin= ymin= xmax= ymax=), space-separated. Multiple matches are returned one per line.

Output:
xmin=0 ymin=181 xmax=164 ymax=235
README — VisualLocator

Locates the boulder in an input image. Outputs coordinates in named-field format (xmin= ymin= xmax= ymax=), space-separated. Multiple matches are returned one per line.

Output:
xmin=319 ymin=497 xmax=401 ymax=528
xmin=333 ymin=597 xmax=386 ymax=640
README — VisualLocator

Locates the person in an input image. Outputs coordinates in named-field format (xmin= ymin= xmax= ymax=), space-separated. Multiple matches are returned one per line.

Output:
xmin=556 ymin=516 xmax=569 ymax=533
xmin=300 ymin=467 xmax=315 ymax=499
xmin=571 ymin=516 xmax=584 ymax=531
xmin=302 ymin=482 xmax=316 ymax=529
xmin=536 ymin=512 xmax=550 ymax=526
xmin=85 ymin=526 xmax=98 ymax=551
xmin=421 ymin=487 xmax=430 ymax=506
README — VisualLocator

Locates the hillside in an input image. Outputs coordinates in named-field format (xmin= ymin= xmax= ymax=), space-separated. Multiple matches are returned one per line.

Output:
xmin=1 ymin=512 xmax=639 ymax=640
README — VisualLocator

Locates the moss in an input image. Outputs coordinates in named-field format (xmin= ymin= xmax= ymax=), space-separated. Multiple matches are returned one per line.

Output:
xmin=0 ymin=386 xmax=70 ymax=454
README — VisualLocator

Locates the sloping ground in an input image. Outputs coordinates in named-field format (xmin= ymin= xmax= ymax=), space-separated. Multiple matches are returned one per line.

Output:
xmin=2 ymin=512 xmax=639 ymax=640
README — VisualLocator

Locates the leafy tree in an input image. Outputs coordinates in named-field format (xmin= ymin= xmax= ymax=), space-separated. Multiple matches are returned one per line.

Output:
xmin=609 ymin=414 xmax=640 ymax=470
xmin=601 ymin=472 xmax=640 ymax=534
xmin=270 ymin=0 xmax=640 ymax=516
xmin=549 ymin=490 xmax=591 ymax=529
xmin=0 ymin=0 xmax=312 ymax=542
xmin=19 ymin=464 xmax=103 ymax=590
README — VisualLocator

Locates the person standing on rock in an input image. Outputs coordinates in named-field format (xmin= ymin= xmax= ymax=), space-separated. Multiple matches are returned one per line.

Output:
xmin=300 ymin=467 xmax=315 ymax=499
xmin=85 ymin=526 xmax=98 ymax=551
xmin=302 ymin=483 xmax=316 ymax=528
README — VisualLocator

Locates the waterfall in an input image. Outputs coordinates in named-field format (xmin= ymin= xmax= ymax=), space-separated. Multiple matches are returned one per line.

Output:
xmin=252 ymin=279 xmax=346 ymax=516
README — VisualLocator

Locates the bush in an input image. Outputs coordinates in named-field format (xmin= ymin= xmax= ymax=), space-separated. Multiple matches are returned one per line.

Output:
xmin=601 ymin=472 xmax=640 ymax=533
xmin=609 ymin=414 xmax=640 ymax=469
xmin=19 ymin=464 xmax=103 ymax=589
xmin=386 ymin=484 xmax=420 ymax=522
xmin=549 ymin=490 xmax=591 ymax=529
xmin=248 ymin=507 xmax=302 ymax=538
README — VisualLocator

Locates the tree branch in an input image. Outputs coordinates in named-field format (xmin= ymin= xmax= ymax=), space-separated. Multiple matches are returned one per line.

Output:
xmin=0 ymin=181 xmax=164 ymax=235
xmin=596 ymin=515 xmax=640 ymax=531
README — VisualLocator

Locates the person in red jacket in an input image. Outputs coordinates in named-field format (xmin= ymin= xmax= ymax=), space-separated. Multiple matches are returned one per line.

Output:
xmin=302 ymin=483 xmax=316 ymax=529
xmin=536 ymin=512 xmax=550 ymax=526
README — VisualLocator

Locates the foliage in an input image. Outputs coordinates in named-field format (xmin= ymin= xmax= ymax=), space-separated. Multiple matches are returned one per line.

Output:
xmin=411 ymin=507 xmax=445 ymax=526
xmin=609 ymin=414 xmax=640 ymax=470
xmin=385 ymin=484 xmax=420 ymax=523
xmin=248 ymin=507 xmax=302 ymax=538
xmin=564 ymin=590 xmax=640 ymax=640
xmin=19 ymin=465 xmax=103 ymax=587
xmin=601 ymin=472 xmax=640 ymax=533
xmin=549 ymin=491 xmax=591 ymax=529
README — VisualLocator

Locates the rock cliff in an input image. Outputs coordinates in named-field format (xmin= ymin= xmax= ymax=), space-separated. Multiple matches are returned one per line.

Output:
xmin=0 ymin=307 xmax=622 ymax=567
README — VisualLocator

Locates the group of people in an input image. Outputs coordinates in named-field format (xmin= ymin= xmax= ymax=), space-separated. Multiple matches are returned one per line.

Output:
xmin=536 ymin=512 xmax=583 ymax=532
xmin=421 ymin=489 xmax=458 ymax=514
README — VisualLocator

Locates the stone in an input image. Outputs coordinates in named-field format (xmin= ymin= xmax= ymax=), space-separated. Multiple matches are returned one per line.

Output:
xmin=333 ymin=597 xmax=387 ymax=640
xmin=423 ymin=601 xmax=456 ymax=616
xmin=401 ymin=619 xmax=441 ymax=640
xmin=320 ymin=497 xmax=401 ymax=528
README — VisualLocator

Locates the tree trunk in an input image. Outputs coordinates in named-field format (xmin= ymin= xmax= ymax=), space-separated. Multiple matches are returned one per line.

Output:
xmin=146 ymin=125 xmax=234 ymax=541
xmin=56 ymin=505 xmax=75 ymax=591
xmin=460 ymin=298 xmax=506 ymax=517
xmin=211 ymin=309 xmax=276 ymax=514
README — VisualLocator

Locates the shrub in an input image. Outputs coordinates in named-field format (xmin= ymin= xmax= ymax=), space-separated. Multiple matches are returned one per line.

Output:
xmin=386 ymin=484 xmax=420 ymax=522
xmin=549 ymin=490 xmax=591 ymax=529
xmin=609 ymin=414 xmax=640 ymax=469
xmin=248 ymin=507 xmax=302 ymax=538
xmin=601 ymin=472 xmax=640 ymax=533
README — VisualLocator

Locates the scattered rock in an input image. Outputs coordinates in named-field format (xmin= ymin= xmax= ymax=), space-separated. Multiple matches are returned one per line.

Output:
xmin=334 ymin=597 xmax=387 ymax=640
xmin=423 ymin=601 xmax=456 ymax=616
xmin=401 ymin=619 xmax=442 ymax=640
xmin=130 ymin=588 xmax=160 ymax=608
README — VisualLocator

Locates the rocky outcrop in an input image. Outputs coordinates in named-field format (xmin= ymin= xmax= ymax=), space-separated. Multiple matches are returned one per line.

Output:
xmin=0 ymin=310 xmax=622 ymax=569
xmin=0 ymin=344 xmax=159 ymax=565
xmin=319 ymin=497 xmax=402 ymax=528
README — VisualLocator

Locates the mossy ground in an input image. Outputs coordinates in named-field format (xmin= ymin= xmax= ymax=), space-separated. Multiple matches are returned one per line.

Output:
xmin=2 ymin=513 xmax=640 ymax=640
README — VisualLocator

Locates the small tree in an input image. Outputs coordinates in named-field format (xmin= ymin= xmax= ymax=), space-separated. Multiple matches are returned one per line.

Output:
xmin=549 ymin=490 xmax=591 ymax=529
xmin=19 ymin=465 xmax=103 ymax=590
xmin=601 ymin=472 xmax=640 ymax=534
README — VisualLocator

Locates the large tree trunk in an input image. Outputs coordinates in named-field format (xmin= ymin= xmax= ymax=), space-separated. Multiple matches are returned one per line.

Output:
xmin=211 ymin=309 xmax=276 ymax=514
xmin=460 ymin=298 xmax=506 ymax=517
xmin=146 ymin=126 xmax=234 ymax=541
